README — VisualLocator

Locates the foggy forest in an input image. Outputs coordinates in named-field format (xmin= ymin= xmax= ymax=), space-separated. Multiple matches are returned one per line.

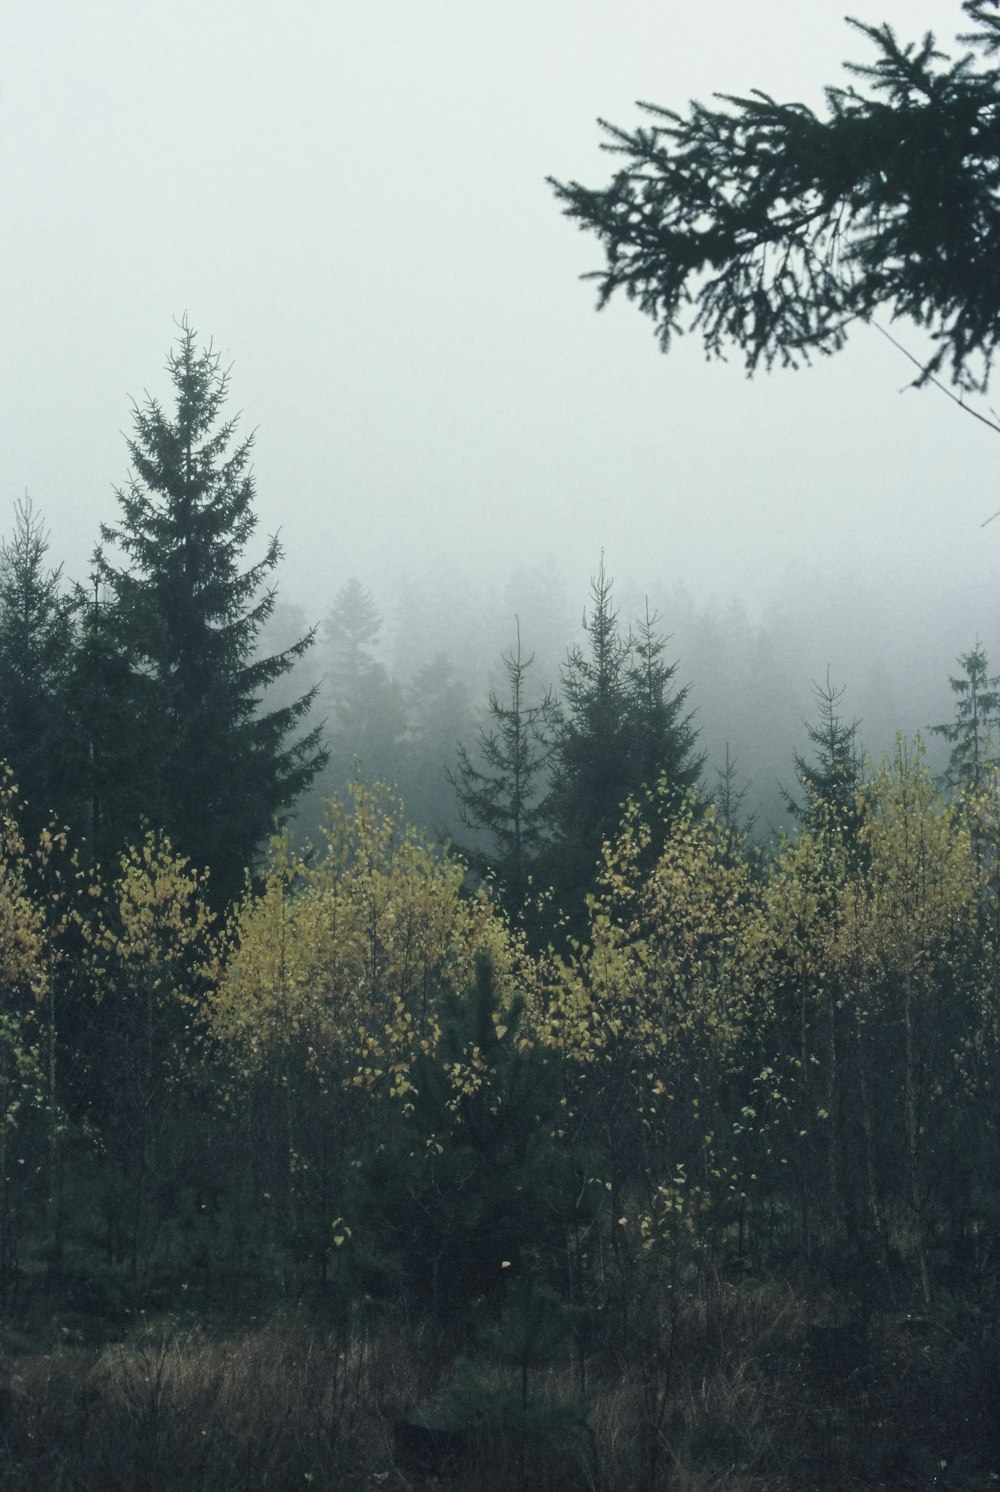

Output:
xmin=0 ymin=323 xmax=997 ymax=1490
xmin=6 ymin=2 xmax=1000 ymax=1491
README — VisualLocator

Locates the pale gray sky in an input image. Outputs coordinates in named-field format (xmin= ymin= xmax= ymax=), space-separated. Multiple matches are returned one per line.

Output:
xmin=2 ymin=0 xmax=997 ymax=657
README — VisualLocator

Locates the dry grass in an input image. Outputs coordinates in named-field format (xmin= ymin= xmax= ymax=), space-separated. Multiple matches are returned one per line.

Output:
xmin=0 ymin=1316 xmax=382 ymax=1491
xmin=0 ymin=1278 xmax=995 ymax=1491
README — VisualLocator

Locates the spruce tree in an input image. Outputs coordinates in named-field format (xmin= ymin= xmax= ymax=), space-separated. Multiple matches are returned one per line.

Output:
xmin=350 ymin=952 xmax=589 ymax=1325
xmin=547 ymin=561 xmax=701 ymax=912
xmin=0 ymin=499 xmax=75 ymax=839
xmin=548 ymin=561 xmax=631 ymax=905
xmin=326 ymin=577 xmax=381 ymax=678
xmin=449 ymin=621 xmax=558 ymax=913
xmin=626 ymin=599 xmax=703 ymax=801
xmin=94 ymin=322 xmax=326 ymax=902
xmin=783 ymin=672 xmax=864 ymax=840
xmin=550 ymin=3 xmax=1000 ymax=393
xmin=65 ymin=571 xmax=167 ymax=864
xmin=932 ymin=640 xmax=1000 ymax=795
xmin=712 ymin=743 xmax=757 ymax=861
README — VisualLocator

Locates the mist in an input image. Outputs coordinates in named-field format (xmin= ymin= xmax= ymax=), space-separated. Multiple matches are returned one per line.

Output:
xmin=2 ymin=0 xmax=995 ymax=839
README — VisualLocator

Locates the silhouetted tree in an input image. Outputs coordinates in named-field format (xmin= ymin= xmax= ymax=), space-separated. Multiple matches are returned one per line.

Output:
xmin=65 ymin=571 xmax=166 ymax=863
xmin=547 ymin=561 xmax=701 ymax=912
xmin=712 ymin=743 xmax=757 ymax=860
xmin=783 ymin=672 xmax=864 ymax=842
xmin=349 ymin=953 xmax=591 ymax=1325
xmin=626 ymin=598 xmax=703 ymax=800
xmin=94 ymin=322 xmax=326 ymax=902
xmin=449 ymin=621 xmax=558 ymax=913
xmin=932 ymin=639 xmax=1000 ymax=794
xmin=550 ymin=3 xmax=1000 ymax=392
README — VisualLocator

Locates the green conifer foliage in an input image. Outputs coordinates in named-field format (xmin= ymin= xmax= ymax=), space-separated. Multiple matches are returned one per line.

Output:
xmin=550 ymin=3 xmax=1000 ymax=392
xmin=0 ymin=500 xmax=75 ymax=840
xmin=784 ymin=672 xmax=864 ymax=843
xmin=449 ymin=622 xmax=558 ymax=914
xmin=547 ymin=561 xmax=701 ymax=912
xmin=349 ymin=953 xmax=591 ymax=1325
xmin=66 ymin=570 xmax=168 ymax=865
xmin=95 ymin=323 xmax=326 ymax=902
xmin=626 ymin=598 xmax=703 ymax=806
xmin=547 ymin=562 xmax=634 ymax=908
xmin=932 ymin=639 xmax=1000 ymax=795
xmin=712 ymin=743 xmax=757 ymax=859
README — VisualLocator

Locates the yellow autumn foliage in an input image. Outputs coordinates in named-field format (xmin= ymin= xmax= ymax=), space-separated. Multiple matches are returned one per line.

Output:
xmin=0 ymin=771 xmax=47 ymax=1006
xmin=755 ymin=741 xmax=976 ymax=1028
xmin=546 ymin=794 xmax=760 ymax=1069
xmin=210 ymin=784 xmax=525 ymax=1093
xmin=837 ymin=740 xmax=977 ymax=990
xmin=82 ymin=832 xmax=215 ymax=1005
xmin=0 ymin=770 xmax=50 ymax=1135
xmin=759 ymin=823 xmax=847 ymax=993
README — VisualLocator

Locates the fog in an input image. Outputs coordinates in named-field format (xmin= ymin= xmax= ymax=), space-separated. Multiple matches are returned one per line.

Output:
xmin=2 ymin=0 xmax=996 ymax=831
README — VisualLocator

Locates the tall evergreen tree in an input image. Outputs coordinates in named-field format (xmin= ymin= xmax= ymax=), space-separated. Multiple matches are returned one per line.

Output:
xmin=783 ymin=672 xmax=864 ymax=840
xmin=712 ymin=743 xmax=757 ymax=861
xmin=449 ymin=621 xmax=558 ymax=913
xmin=65 ymin=570 xmax=166 ymax=864
xmin=627 ymin=598 xmax=703 ymax=799
xmin=0 ymin=499 xmax=75 ymax=838
xmin=547 ymin=561 xmax=701 ymax=911
xmin=326 ymin=578 xmax=381 ymax=679
xmin=94 ymin=323 xmax=326 ymax=902
xmin=931 ymin=640 xmax=1000 ymax=795
xmin=548 ymin=562 xmax=632 ymax=906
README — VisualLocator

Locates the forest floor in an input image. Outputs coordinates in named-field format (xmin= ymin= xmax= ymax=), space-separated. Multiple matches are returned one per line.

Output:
xmin=0 ymin=1266 xmax=996 ymax=1491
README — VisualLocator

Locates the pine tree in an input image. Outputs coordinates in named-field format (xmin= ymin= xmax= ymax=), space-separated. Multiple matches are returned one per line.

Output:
xmin=0 ymin=499 xmax=75 ymax=839
xmin=784 ymin=672 xmax=864 ymax=840
xmin=94 ymin=322 xmax=326 ymax=902
xmin=548 ymin=561 xmax=632 ymax=904
xmin=931 ymin=640 xmax=1000 ymax=794
xmin=626 ymin=599 xmax=703 ymax=802
xmin=712 ymin=743 xmax=757 ymax=860
xmin=547 ymin=561 xmax=701 ymax=911
xmin=449 ymin=621 xmax=558 ymax=913
xmin=349 ymin=952 xmax=589 ymax=1325
xmin=65 ymin=569 xmax=166 ymax=864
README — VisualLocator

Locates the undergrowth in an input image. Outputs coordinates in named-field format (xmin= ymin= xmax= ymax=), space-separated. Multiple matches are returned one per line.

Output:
xmin=0 ymin=1272 xmax=997 ymax=1491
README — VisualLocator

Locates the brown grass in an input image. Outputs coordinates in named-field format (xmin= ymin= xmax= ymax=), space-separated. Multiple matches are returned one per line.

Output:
xmin=0 ymin=1278 xmax=995 ymax=1491
xmin=0 ymin=1316 xmax=382 ymax=1491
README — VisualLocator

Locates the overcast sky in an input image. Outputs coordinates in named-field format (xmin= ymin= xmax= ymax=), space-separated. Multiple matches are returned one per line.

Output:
xmin=2 ymin=0 xmax=998 ymax=665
